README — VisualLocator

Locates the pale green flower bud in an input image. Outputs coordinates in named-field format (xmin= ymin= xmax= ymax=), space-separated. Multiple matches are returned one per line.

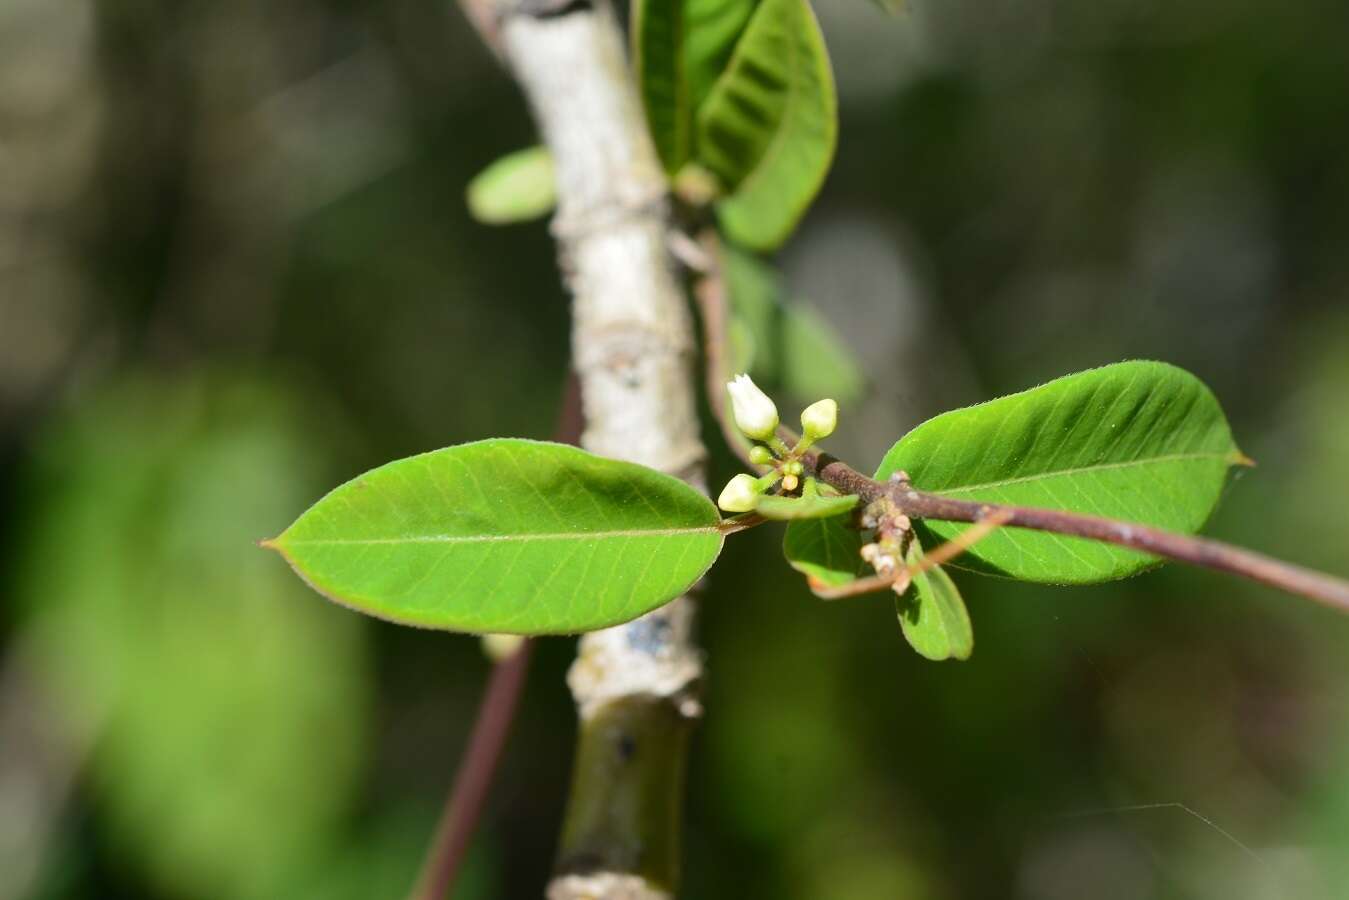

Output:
xmin=727 ymin=374 xmax=779 ymax=441
xmin=748 ymin=445 xmax=775 ymax=466
xmin=800 ymin=398 xmax=838 ymax=441
xmin=717 ymin=473 xmax=761 ymax=513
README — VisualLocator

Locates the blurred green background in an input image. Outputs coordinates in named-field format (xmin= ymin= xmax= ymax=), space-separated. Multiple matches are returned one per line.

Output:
xmin=2 ymin=0 xmax=1348 ymax=897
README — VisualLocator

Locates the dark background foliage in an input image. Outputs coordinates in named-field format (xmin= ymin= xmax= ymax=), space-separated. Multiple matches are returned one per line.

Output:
xmin=2 ymin=0 xmax=1348 ymax=897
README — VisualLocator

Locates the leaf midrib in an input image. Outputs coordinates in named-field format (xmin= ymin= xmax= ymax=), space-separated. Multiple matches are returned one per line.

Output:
xmin=922 ymin=450 xmax=1231 ymax=496
xmin=284 ymin=526 xmax=718 ymax=546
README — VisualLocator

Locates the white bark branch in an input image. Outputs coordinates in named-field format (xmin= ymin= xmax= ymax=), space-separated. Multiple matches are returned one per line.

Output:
xmin=491 ymin=1 xmax=706 ymax=896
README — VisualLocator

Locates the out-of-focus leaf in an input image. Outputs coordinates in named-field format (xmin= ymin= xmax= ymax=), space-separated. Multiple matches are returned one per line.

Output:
xmin=697 ymin=0 xmax=837 ymax=249
xmin=783 ymin=513 xmax=867 ymax=587
xmin=684 ymin=0 xmax=759 ymax=128
xmin=633 ymin=0 xmax=690 ymax=173
xmin=465 ymin=146 xmax=556 ymax=225
xmin=270 ymin=439 xmax=723 ymax=634
xmin=781 ymin=300 xmax=866 ymax=405
xmin=757 ymin=491 xmax=858 ymax=520
xmin=12 ymin=376 xmax=370 ymax=900
xmin=898 ymin=538 xmax=973 ymax=661
xmin=876 ymin=361 xmax=1246 ymax=583
xmin=723 ymin=240 xmax=784 ymax=379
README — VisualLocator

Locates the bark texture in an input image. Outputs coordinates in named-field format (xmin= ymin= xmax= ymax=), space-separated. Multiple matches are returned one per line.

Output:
xmin=494 ymin=2 xmax=706 ymax=896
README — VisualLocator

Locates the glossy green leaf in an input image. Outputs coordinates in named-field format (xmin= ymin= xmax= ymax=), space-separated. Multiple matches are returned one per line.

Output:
xmin=697 ymin=0 xmax=837 ymax=250
xmin=465 ymin=146 xmax=555 ymax=225
xmin=898 ymin=538 xmax=973 ymax=661
xmin=269 ymin=439 xmax=723 ymax=634
xmin=783 ymin=513 xmax=867 ymax=587
xmin=757 ymin=491 xmax=858 ymax=521
xmin=876 ymin=361 xmax=1246 ymax=583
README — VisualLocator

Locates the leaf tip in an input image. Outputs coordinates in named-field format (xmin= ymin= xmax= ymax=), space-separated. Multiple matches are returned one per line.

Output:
xmin=1231 ymin=450 xmax=1257 ymax=468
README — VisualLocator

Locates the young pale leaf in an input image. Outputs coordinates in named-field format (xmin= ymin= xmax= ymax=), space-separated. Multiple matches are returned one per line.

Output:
xmin=876 ymin=361 xmax=1247 ymax=584
xmin=898 ymin=538 xmax=973 ymax=661
xmin=757 ymin=491 xmax=858 ymax=521
xmin=267 ymin=439 xmax=723 ymax=634
xmin=783 ymin=514 xmax=868 ymax=587
xmin=697 ymin=0 xmax=836 ymax=250
xmin=465 ymin=146 xmax=556 ymax=225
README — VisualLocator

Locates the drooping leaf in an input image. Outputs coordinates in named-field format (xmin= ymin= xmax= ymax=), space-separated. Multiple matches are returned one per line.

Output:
xmin=634 ymin=0 xmax=761 ymax=177
xmin=465 ymin=146 xmax=556 ymax=225
xmin=783 ymin=513 xmax=867 ymax=587
xmin=632 ymin=0 xmax=690 ymax=173
xmin=684 ymin=0 xmax=759 ymax=128
xmin=781 ymin=300 xmax=866 ymax=405
xmin=876 ymin=361 xmax=1247 ymax=583
xmin=269 ymin=439 xmax=723 ymax=634
xmin=757 ymin=491 xmax=858 ymax=521
xmin=697 ymin=0 xmax=837 ymax=250
xmin=898 ymin=538 xmax=973 ymax=661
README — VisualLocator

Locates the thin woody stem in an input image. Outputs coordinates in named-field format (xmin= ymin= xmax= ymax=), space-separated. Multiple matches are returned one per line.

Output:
xmin=795 ymin=443 xmax=1349 ymax=614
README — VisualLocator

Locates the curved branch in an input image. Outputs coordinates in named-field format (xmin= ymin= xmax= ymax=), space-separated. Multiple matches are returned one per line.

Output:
xmin=409 ymin=640 xmax=534 ymax=900
xmin=798 ymin=446 xmax=1349 ymax=613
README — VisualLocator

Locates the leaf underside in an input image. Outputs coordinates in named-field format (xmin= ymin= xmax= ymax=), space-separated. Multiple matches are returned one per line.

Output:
xmin=898 ymin=538 xmax=973 ymax=661
xmin=697 ymin=0 xmax=836 ymax=250
xmin=783 ymin=513 xmax=867 ymax=587
xmin=877 ymin=360 xmax=1245 ymax=584
xmin=269 ymin=439 xmax=724 ymax=635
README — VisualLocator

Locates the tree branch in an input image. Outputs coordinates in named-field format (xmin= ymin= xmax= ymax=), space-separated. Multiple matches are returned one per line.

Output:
xmin=469 ymin=1 xmax=708 ymax=897
xmin=798 ymin=446 xmax=1349 ymax=613
xmin=409 ymin=640 xmax=534 ymax=900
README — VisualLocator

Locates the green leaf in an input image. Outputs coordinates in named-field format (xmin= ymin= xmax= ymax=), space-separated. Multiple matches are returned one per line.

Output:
xmin=465 ymin=146 xmax=556 ymax=225
xmin=876 ymin=361 xmax=1247 ymax=583
xmin=684 ymin=0 xmax=759 ymax=128
xmin=269 ymin=439 xmax=723 ymax=634
xmin=697 ymin=0 xmax=837 ymax=250
xmin=757 ymin=491 xmax=858 ymax=521
xmin=898 ymin=538 xmax=973 ymax=661
xmin=13 ymin=376 xmax=370 ymax=900
xmin=783 ymin=513 xmax=867 ymax=587
xmin=632 ymin=0 xmax=690 ymax=173
xmin=723 ymin=241 xmax=783 ymax=379
xmin=781 ymin=300 xmax=866 ymax=405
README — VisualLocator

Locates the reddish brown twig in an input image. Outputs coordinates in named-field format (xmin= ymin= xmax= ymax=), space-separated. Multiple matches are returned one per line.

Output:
xmin=409 ymin=640 xmax=533 ymax=900
xmin=797 ymin=445 xmax=1349 ymax=614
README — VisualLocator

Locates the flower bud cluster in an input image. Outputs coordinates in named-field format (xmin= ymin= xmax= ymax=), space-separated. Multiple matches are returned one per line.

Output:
xmin=717 ymin=374 xmax=840 ymax=513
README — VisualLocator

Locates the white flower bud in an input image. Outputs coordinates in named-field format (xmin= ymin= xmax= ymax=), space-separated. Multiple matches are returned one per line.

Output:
xmin=727 ymin=374 xmax=779 ymax=441
xmin=800 ymin=399 xmax=838 ymax=441
xmin=717 ymin=473 xmax=761 ymax=513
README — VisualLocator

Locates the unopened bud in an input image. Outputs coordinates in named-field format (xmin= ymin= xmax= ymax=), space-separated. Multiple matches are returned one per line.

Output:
xmin=727 ymin=374 xmax=779 ymax=441
xmin=717 ymin=473 xmax=761 ymax=513
xmin=800 ymin=399 xmax=838 ymax=441
xmin=748 ymin=445 xmax=775 ymax=466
